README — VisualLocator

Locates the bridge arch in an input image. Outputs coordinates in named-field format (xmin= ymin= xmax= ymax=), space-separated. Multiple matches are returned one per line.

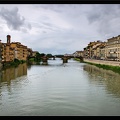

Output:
xmin=41 ymin=55 xmax=83 ymax=65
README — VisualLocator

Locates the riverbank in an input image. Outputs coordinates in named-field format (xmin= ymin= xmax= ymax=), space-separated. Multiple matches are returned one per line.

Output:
xmin=0 ymin=63 xmax=2 ymax=70
xmin=83 ymin=58 xmax=120 ymax=74
xmin=1 ymin=59 xmax=26 ymax=70
xmin=84 ymin=58 xmax=120 ymax=66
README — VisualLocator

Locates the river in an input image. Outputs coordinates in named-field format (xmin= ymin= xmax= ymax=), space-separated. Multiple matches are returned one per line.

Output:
xmin=0 ymin=58 xmax=120 ymax=116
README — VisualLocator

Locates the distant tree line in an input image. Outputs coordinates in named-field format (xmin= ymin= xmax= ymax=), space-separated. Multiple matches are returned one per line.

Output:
xmin=28 ymin=52 xmax=53 ymax=63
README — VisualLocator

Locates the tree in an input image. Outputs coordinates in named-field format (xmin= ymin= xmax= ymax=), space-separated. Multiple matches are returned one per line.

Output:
xmin=35 ymin=52 xmax=41 ymax=62
xmin=40 ymin=53 xmax=46 ymax=57
xmin=46 ymin=54 xmax=52 ymax=58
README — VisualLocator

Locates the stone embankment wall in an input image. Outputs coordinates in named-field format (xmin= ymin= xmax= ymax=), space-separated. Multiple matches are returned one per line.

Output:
xmin=84 ymin=58 xmax=120 ymax=67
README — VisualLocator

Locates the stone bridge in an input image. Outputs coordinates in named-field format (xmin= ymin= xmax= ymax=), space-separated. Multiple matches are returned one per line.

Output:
xmin=41 ymin=56 xmax=83 ymax=65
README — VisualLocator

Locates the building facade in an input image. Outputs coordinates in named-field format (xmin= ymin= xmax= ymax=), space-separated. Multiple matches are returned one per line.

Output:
xmin=73 ymin=51 xmax=84 ymax=57
xmin=106 ymin=35 xmax=120 ymax=61
xmin=1 ymin=35 xmax=30 ymax=63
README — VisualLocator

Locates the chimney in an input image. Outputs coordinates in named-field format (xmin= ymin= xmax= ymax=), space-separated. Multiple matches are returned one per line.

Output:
xmin=7 ymin=35 xmax=11 ymax=44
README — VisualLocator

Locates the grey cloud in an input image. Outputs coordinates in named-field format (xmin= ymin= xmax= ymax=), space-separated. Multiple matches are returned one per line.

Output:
xmin=42 ymin=31 xmax=47 ymax=33
xmin=21 ymin=28 xmax=28 ymax=33
xmin=42 ymin=22 xmax=53 ymax=27
xmin=87 ymin=5 xmax=120 ymax=24
xmin=34 ymin=4 xmax=65 ymax=13
xmin=40 ymin=22 xmax=62 ymax=32
xmin=0 ymin=7 xmax=31 ymax=31
xmin=0 ymin=26 xmax=3 ymax=31
xmin=87 ymin=12 xmax=101 ymax=24
xmin=86 ymin=4 xmax=120 ymax=37
xmin=30 ymin=22 xmax=56 ymax=33
xmin=27 ymin=23 xmax=32 ymax=30
xmin=0 ymin=7 xmax=25 ymax=30
xmin=34 ymin=4 xmax=79 ymax=13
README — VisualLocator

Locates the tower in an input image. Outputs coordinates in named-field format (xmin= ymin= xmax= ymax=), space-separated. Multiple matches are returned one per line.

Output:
xmin=7 ymin=35 xmax=11 ymax=44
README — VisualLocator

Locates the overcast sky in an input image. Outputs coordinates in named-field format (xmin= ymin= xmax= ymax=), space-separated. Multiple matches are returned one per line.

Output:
xmin=0 ymin=4 xmax=120 ymax=55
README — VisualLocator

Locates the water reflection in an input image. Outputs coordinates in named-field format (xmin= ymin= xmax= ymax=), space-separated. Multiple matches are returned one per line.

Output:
xmin=83 ymin=64 xmax=120 ymax=98
xmin=0 ymin=63 xmax=27 ymax=86
xmin=1 ymin=60 xmax=120 ymax=116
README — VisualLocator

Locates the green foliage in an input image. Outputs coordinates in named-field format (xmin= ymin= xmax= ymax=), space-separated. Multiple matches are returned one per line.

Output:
xmin=46 ymin=54 xmax=52 ymax=58
xmin=28 ymin=52 xmax=53 ymax=64
xmin=14 ymin=58 xmax=20 ymax=63
xmin=55 ymin=54 xmax=64 ymax=58
xmin=2 ymin=59 xmax=26 ymax=69
xmin=40 ymin=53 xmax=46 ymax=57
xmin=29 ymin=58 xmax=35 ymax=61
xmin=74 ymin=58 xmax=80 ymax=61
xmin=10 ymin=61 xmax=19 ymax=67
xmin=35 ymin=52 xmax=46 ymax=62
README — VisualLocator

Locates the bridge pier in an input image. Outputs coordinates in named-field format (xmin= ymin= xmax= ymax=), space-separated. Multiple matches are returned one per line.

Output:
xmin=79 ymin=56 xmax=83 ymax=62
xmin=53 ymin=56 xmax=55 ymax=60
xmin=41 ymin=56 xmax=48 ymax=65
xmin=75 ymin=56 xmax=84 ymax=62
xmin=62 ymin=57 xmax=68 ymax=63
